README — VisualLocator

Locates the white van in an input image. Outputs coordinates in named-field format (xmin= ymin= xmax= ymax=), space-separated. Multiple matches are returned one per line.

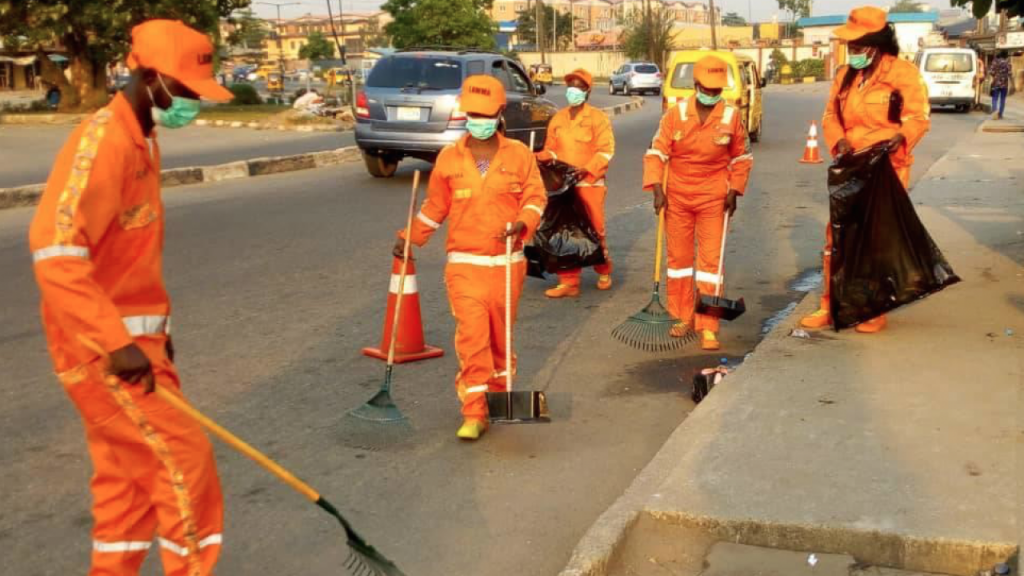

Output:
xmin=914 ymin=47 xmax=978 ymax=112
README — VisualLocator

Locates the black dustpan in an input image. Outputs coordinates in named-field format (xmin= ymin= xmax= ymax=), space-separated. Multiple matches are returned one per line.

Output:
xmin=695 ymin=214 xmax=746 ymax=322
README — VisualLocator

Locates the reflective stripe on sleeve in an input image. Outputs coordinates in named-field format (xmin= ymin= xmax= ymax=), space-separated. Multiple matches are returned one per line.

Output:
xmin=696 ymin=271 xmax=722 ymax=285
xmin=122 ymin=315 xmax=170 ymax=336
xmin=158 ymin=534 xmax=223 ymax=556
xmin=524 ymin=204 xmax=544 ymax=216
xmin=417 ymin=212 xmax=441 ymax=230
xmin=448 ymin=251 xmax=526 ymax=267
xmin=464 ymin=385 xmax=489 ymax=394
xmin=666 ymin=267 xmax=694 ymax=279
xmin=645 ymin=149 xmax=668 ymax=162
xmin=729 ymin=153 xmax=753 ymax=166
xmin=598 ymin=152 xmax=613 ymax=161
xmin=93 ymin=541 xmax=152 ymax=553
xmin=576 ymin=179 xmax=606 ymax=188
xmin=33 ymin=245 xmax=90 ymax=263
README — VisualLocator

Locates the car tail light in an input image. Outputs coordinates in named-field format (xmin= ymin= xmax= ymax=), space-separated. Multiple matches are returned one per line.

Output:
xmin=355 ymin=91 xmax=370 ymax=119
xmin=448 ymin=98 xmax=467 ymax=128
xmin=656 ymin=72 xmax=663 ymax=79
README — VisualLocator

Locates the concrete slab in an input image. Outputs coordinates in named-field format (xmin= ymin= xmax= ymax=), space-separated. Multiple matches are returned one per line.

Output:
xmin=701 ymin=543 xmax=854 ymax=576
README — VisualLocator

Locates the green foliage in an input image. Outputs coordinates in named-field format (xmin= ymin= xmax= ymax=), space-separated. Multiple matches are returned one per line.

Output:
xmin=517 ymin=4 xmax=577 ymax=51
xmin=383 ymin=0 xmax=496 ymax=50
xmin=792 ymin=58 xmax=825 ymax=79
xmin=359 ymin=17 xmax=389 ymax=49
xmin=299 ymin=32 xmax=336 ymax=61
xmin=722 ymin=11 xmax=747 ymax=26
xmin=950 ymin=0 xmax=1024 ymax=18
xmin=776 ymin=0 xmax=811 ymax=19
xmin=621 ymin=8 xmax=675 ymax=71
xmin=769 ymin=48 xmax=789 ymax=70
xmin=889 ymin=0 xmax=924 ymax=13
xmin=229 ymin=82 xmax=263 ymax=105
xmin=227 ymin=7 xmax=267 ymax=49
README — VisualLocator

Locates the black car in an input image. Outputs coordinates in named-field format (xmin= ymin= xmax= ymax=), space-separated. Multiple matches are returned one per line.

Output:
xmin=354 ymin=48 xmax=558 ymax=178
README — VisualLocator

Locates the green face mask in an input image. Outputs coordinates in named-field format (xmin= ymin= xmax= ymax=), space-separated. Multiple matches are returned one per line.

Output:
xmin=696 ymin=89 xmax=722 ymax=106
xmin=466 ymin=117 xmax=498 ymax=140
xmin=149 ymin=74 xmax=201 ymax=129
xmin=566 ymin=87 xmax=588 ymax=107
xmin=849 ymin=52 xmax=873 ymax=70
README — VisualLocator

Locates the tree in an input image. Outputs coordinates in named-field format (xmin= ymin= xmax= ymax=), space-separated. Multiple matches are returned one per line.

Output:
xmin=621 ymin=7 xmax=674 ymax=71
xmin=517 ymin=4 xmax=577 ymax=51
xmin=890 ymin=0 xmax=924 ymax=13
xmin=0 ymin=0 xmax=249 ymax=112
xmin=227 ymin=8 xmax=267 ymax=49
xmin=383 ymin=0 xmax=496 ymax=50
xmin=359 ymin=17 xmax=390 ymax=49
xmin=950 ymin=0 xmax=1023 ymax=18
xmin=299 ymin=31 xmax=336 ymax=60
xmin=776 ymin=0 xmax=811 ymax=19
xmin=722 ymin=11 xmax=747 ymax=26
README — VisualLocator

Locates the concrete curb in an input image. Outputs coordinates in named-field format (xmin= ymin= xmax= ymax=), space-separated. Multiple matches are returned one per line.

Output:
xmin=192 ymin=118 xmax=350 ymax=132
xmin=0 ymin=146 xmax=361 ymax=210
xmin=603 ymin=96 xmax=645 ymax=117
xmin=0 ymin=113 xmax=88 ymax=125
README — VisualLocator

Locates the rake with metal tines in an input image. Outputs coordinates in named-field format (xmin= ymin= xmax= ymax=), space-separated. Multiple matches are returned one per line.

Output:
xmin=78 ymin=335 xmax=407 ymax=576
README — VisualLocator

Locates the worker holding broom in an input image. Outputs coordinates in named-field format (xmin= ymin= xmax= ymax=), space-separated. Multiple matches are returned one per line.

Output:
xmin=392 ymin=75 xmax=547 ymax=441
xmin=642 ymin=55 xmax=753 ymax=352
xmin=28 ymin=20 xmax=229 ymax=575
xmin=800 ymin=5 xmax=930 ymax=333
xmin=535 ymin=68 xmax=616 ymax=297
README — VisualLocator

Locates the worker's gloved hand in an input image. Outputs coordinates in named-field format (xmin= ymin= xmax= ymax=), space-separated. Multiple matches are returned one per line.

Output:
xmin=724 ymin=190 xmax=739 ymax=217
xmin=653 ymin=184 xmax=668 ymax=214
xmin=834 ymin=138 xmax=853 ymax=159
xmin=109 ymin=343 xmax=155 ymax=394
xmin=535 ymin=150 xmax=555 ymax=163
xmin=392 ymin=237 xmax=412 ymax=260
xmin=500 ymin=221 xmax=527 ymax=240
xmin=165 ymin=337 xmax=175 ymax=363
xmin=885 ymin=133 xmax=906 ymax=154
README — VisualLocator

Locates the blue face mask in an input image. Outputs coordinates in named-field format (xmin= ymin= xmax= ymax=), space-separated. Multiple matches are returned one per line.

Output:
xmin=849 ymin=52 xmax=873 ymax=70
xmin=466 ymin=117 xmax=498 ymax=140
xmin=566 ymin=87 xmax=588 ymax=106
xmin=696 ymin=89 xmax=722 ymax=106
xmin=149 ymin=74 xmax=201 ymax=129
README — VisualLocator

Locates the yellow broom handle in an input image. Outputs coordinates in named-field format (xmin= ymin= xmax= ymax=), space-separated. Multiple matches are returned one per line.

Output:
xmin=653 ymin=169 xmax=668 ymax=284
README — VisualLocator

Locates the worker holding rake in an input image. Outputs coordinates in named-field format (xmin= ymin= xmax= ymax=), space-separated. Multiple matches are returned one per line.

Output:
xmin=392 ymin=75 xmax=547 ymax=441
xmin=28 ymin=20 xmax=230 ymax=575
xmin=642 ymin=55 xmax=753 ymax=352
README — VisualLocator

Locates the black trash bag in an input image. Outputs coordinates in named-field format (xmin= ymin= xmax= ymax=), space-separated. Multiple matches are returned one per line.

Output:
xmin=828 ymin=143 xmax=960 ymax=330
xmin=525 ymin=160 xmax=608 ymax=279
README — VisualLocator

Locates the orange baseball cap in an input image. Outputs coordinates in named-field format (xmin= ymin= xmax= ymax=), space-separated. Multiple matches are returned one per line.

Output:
xmin=565 ymin=68 xmax=594 ymax=90
xmin=694 ymin=56 xmax=728 ymax=90
xmin=460 ymin=75 xmax=506 ymax=116
xmin=127 ymin=19 xmax=233 ymax=102
xmin=833 ymin=6 xmax=888 ymax=42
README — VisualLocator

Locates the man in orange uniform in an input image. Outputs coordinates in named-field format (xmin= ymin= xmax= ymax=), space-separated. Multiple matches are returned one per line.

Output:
xmin=642 ymin=56 xmax=753 ymax=351
xmin=800 ymin=5 xmax=930 ymax=333
xmin=393 ymin=75 xmax=546 ymax=441
xmin=28 ymin=20 xmax=232 ymax=576
xmin=535 ymin=68 xmax=616 ymax=297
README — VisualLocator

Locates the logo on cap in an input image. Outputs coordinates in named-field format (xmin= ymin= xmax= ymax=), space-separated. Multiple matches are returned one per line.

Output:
xmin=470 ymin=86 xmax=491 ymax=96
xmin=707 ymin=67 xmax=725 ymax=73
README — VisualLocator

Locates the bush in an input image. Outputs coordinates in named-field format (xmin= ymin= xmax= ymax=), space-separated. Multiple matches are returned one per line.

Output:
xmin=229 ymin=83 xmax=263 ymax=105
xmin=792 ymin=58 xmax=825 ymax=80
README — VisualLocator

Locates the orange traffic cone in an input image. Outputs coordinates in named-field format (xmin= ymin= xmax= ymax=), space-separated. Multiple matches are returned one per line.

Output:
xmin=362 ymin=257 xmax=444 ymax=363
xmin=799 ymin=121 xmax=824 ymax=164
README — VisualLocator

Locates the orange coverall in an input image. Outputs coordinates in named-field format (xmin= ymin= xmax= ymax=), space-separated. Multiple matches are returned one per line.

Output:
xmin=642 ymin=98 xmax=753 ymax=333
xmin=403 ymin=134 xmax=547 ymax=419
xmin=29 ymin=93 xmax=223 ymax=576
xmin=818 ymin=54 xmax=931 ymax=310
xmin=539 ymin=102 xmax=615 ymax=285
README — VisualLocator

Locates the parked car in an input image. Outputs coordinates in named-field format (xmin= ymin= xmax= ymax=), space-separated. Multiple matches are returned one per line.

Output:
xmin=354 ymin=48 xmax=558 ymax=178
xmin=232 ymin=65 xmax=255 ymax=82
xmin=529 ymin=63 xmax=553 ymax=86
xmin=914 ymin=47 xmax=977 ymax=112
xmin=326 ymin=67 xmax=353 ymax=86
xmin=609 ymin=62 xmax=662 ymax=95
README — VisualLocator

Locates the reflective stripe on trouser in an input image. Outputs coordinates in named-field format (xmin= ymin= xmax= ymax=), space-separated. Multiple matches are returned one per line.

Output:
xmin=556 ymin=186 xmax=612 ymax=285
xmin=446 ymin=260 xmax=526 ymax=419
xmin=665 ymin=194 xmax=725 ymax=333
xmin=819 ymin=161 xmax=910 ymax=311
xmin=57 ymin=337 xmax=224 ymax=576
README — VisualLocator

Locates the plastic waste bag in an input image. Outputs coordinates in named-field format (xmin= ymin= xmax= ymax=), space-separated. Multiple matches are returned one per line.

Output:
xmin=525 ymin=160 xmax=607 ymax=279
xmin=828 ymin=143 xmax=960 ymax=330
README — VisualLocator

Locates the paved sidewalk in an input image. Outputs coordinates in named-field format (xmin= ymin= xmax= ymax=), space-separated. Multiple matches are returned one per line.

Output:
xmin=560 ymin=126 xmax=1023 ymax=575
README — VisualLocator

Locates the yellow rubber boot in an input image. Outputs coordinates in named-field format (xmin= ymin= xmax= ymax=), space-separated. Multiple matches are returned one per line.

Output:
xmin=701 ymin=330 xmax=721 ymax=351
xmin=855 ymin=315 xmax=888 ymax=334
xmin=800 ymin=308 xmax=831 ymax=329
xmin=456 ymin=419 xmax=488 ymax=441
xmin=596 ymin=275 xmax=613 ymax=291
xmin=545 ymin=284 xmax=580 ymax=299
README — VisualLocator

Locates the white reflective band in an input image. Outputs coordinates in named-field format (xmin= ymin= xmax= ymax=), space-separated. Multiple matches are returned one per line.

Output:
xmin=809 ymin=123 xmax=818 ymax=137
xmin=577 ymin=179 xmax=606 ymax=187
xmin=667 ymin=267 xmax=694 ymax=279
xmin=598 ymin=152 xmax=614 ymax=161
xmin=730 ymin=153 xmax=753 ymax=166
xmin=548 ymin=151 xmax=558 ymax=160
xmin=464 ymin=385 xmax=489 ymax=394
xmin=679 ymin=101 xmax=689 ymax=121
xmin=389 ymin=274 xmax=418 ymax=295
xmin=493 ymin=370 xmax=509 ymax=378
xmin=525 ymin=204 xmax=544 ymax=216
xmin=645 ymin=149 xmax=668 ymax=162
xmin=158 ymin=534 xmax=223 ymax=557
xmin=417 ymin=212 xmax=441 ymax=230
xmin=93 ymin=541 xmax=152 ymax=553
xmin=122 ymin=315 xmax=170 ymax=336
xmin=696 ymin=271 xmax=722 ymax=285
xmin=448 ymin=251 xmax=526 ymax=267
xmin=33 ymin=245 xmax=90 ymax=263
xmin=806 ymin=139 xmax=818 ymax=148
xmin=722 ymin=106 xmax=735 ymax=124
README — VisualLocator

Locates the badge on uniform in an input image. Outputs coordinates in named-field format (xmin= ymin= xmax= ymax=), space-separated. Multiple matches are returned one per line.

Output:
xmin=713 ymin=134 xmax=732 ymax=146
xmin=509 ymin=182 xmax=523 ymax=194
xmin=454 ymin=188 xmax=473 ymax=199
xmin=672 ymin=131 xmax=683 ymax=141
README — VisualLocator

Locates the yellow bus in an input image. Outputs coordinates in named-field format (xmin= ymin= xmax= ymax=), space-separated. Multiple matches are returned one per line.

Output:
xmin=662 ymin=50 xmax=766 ymax=142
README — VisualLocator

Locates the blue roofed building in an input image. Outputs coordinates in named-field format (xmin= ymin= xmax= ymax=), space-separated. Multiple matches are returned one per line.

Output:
xmin=798 ymin=11 xmax=940 ymax=56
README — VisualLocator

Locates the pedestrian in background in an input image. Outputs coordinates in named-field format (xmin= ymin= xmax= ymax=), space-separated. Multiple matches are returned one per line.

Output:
xmin=642 ymin=55 xmax=753 ymax=352
xmin=989 ymin=50 xmax=1012 ymax=120
xmin=536 ymin=68 xmax=616 ymax=298
xmin=800 ymin=5 xmax=931 ymax=334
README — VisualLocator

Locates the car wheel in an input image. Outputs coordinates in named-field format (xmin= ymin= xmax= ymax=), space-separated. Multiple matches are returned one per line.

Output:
xmin=608 ymin=82 xmax=616 ymax=95
xmin=363 ymin=151 xmax=399 ymax=178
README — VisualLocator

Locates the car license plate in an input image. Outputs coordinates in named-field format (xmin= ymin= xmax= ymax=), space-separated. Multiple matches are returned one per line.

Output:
xmin=396 ymin=106 xmax=421 ymax=121
xmin=941 ymin=88 xmax=953 ymax=97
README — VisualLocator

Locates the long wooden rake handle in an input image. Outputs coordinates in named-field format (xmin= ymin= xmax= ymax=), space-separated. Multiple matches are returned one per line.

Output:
xmin=77 ymin=336 xmax=321 ymax=503
xmin=388 ymin=170 xmax=421 ymax=367
xmin=505 ymin=222 xmax=513 ymax=417
xmin=713 ymin=214 xmax=730 ymax=298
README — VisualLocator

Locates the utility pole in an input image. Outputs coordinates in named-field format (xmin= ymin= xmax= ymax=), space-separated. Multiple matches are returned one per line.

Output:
xmin=537 ymin=0 xmax=545 ymax=63
xmin=553 ymin=4 xmax=558 ymax=52
xmin=708 ymin=0 xmax=718 ymax=50
xmin=570 ymin=0 xmax=576 ymax=50
xmin=256 ymin=1 xmax=299 ymax=96
xmin=339 ymin=0 xmax=347 ymax=65
xmin=325 ymin=0 xmax=345 ymax=65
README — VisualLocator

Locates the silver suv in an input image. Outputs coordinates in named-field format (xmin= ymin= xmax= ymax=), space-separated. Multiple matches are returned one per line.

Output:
xmin=609 ymin=62 xmax=662 ymax=96
xmin=355 ymin=49 xmax=558 ymax=178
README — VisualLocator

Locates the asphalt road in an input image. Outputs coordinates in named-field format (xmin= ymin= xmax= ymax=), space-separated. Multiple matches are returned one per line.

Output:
xmin=0 ymin=84 xmax=981 ymax=576
xmin=0 ymin=85 xmax=619 ymax=189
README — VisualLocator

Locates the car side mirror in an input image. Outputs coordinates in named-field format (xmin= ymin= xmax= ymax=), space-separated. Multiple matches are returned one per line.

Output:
xmin=535 ymin=83 xmax=546 ymax=96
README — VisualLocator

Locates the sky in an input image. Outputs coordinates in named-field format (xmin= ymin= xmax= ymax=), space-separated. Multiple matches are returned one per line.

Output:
xmin=250 ymin=0 xmax=963 ymax=24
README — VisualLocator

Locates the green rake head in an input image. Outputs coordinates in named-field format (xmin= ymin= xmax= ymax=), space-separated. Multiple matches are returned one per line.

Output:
xmin=347 ymin=388 xmax=407 ymax=424
xmin=315 ymin=498 xmax=407 ymax=576
xmin=612 ymin=293 xmax=697 ymax=352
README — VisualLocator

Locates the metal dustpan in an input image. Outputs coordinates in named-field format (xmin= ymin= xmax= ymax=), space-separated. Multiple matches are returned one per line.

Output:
xmin=695 ymin=214 xmax=746 ymax=322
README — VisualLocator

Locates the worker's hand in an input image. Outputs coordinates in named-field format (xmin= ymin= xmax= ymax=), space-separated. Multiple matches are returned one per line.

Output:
xmin=392 ymin=237 xmax=415 ymax=260
xmin=724 ymin=190 xmax=739 ymax=217
xmin=653 ymin=185 xmax=668 ymax=214
xmin=834 ymin=138 xmax=853 ymax=159
xmin=165 ymin=337 xmax=175 ymax=363
xmin=886 ymin=133 xmax=906 ymax=153
xmin=109 ymin=343 xmax=155 ymax=394
xmin=535 ymin=150 xmax=555 ymax=163
xmin=500 ymin=221 xmax=527 ymax=240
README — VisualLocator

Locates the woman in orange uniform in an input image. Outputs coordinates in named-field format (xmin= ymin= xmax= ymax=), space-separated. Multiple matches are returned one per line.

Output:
xmin=535 ymin=68 xmax=616 ymax=297
xmin=394 ymin=75 xmax=546 ymax=441
xmin=800 ymin=5 xmax=931 ymax=333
